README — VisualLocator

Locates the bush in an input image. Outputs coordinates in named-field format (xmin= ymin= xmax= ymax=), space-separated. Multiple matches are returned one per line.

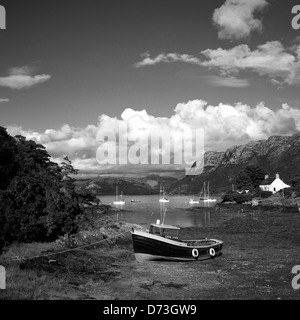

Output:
xmin=221 ymin=190 xmax=253 ymax=203
xmin=289 ymin=175 xmax=300 ymax=195
xmin=221 ymin=190 xmax=236 ymax=203
xmin=252 ymin=187 xmax=262 ymax=197
xmin=260 ymin=191 xmax=273 ymax=198
xmin=277 ymin=188 xmax=295 ymax=198
xmin=233 ymin=193 xmax=253 ymax=204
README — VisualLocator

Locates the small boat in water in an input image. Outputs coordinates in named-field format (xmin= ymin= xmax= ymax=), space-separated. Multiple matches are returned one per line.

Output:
xmin=159 ymin=184 xmax=170 ymax=203
xmin=159 ymin=198 xmax=169 ymax=203
xmin=203 ymin=198 xmax=217 ymax=203
xmin=131 ymin=219 xmax=223 ymax=262
xmin=199 ymin=181 xmax=217 ymax=203
xmin=131 ymin=199 xmax=141 ymax=203
xmin=113 ymin=185 xmax=125 ymax=205
xmin=188 ymin=197 xmax=199 ymax=204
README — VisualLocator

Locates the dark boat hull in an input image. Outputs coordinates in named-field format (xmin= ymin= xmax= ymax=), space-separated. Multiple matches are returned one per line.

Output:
xmin=132 ymin=230 xmax=223 ymax=262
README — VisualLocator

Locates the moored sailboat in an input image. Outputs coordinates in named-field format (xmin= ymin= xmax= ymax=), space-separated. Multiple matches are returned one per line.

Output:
xmin=159 ymin=184 xmax=169 ymax=203
xmin=113 ymin=185 xmax=125 ymax=205
xmin=195 ymin=181 xmax=216 ymax=202
xmin=203 ymin=181 xmax=216 ymax=202
xmin=188 ymin=196 xmax=200 ymax=204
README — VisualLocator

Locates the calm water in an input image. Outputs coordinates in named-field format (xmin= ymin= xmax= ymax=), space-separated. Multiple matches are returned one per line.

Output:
xmin=98 ymin=195 xmax=221 ymax=228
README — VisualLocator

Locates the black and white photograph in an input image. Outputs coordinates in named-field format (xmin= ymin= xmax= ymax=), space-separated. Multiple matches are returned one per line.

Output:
xmin=1 ymin=0 xmax=300 ymax=305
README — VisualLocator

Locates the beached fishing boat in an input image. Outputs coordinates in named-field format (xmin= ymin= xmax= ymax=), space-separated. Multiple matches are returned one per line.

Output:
xmin=131 ymin=219 xmax=223 ymax=262
xmin=113 ymin=185 xmax=125 ymax=205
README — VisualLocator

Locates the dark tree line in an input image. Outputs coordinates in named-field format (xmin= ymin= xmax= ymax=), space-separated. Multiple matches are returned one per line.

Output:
xmin=0 ymin=127 xmax=85 ymax=253
xmin=223 ymin=165 xmax=300 ymax=203
xmin=235 ymin=166 xmax=266 ymax=191
xmin=221 ymin=165 xmax=266 ymax=203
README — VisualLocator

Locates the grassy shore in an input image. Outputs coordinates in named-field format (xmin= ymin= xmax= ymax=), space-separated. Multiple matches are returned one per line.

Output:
xmin=0 ymin=204 xmax=300 ymax=300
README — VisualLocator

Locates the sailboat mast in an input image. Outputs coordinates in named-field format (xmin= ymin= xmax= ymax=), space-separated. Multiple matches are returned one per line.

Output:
xmin=207 ymin=181 xmax=210 ymax=199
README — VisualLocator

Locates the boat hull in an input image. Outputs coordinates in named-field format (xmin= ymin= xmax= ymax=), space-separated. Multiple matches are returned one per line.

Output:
xmin=189 ymin=200 xmax=199 ymax=204
xmin=131 ymin=230 xmax=223 ymax=262
xmin=113 ymin=201 xmax=125 ymax=205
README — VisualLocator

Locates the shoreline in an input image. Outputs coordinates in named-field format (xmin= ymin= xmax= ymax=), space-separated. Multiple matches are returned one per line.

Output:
xmin=0 ymin=204 xmax=299 ymax=300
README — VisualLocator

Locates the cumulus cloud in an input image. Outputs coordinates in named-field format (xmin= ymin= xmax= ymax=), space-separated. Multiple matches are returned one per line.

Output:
xmin=212 ymin=0 xmax=268 ymax=40
xmin=7 ymin=100 xmax=300 ymax=176
xmin=134 ymin=52 xmax=202 ymax=68
xmin=0 ymin=66 xmax=51 ymax=89
xmin=174 ymin=100 xmax=300 ymax=145
xmin=135 ymin=40 xmax=300 ymax=86
xmin=201 ymin=41 xmax=300 ymax=85
xmin=0 ymin=98 xmax=10 ymax=103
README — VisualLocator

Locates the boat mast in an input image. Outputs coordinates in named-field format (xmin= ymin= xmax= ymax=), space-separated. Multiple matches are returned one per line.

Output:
xmin=116 ymin=184 xmax=119 ymax=201
xmin=159 ymin=184 xmax=162 ymax=198
xmin=160 ymin=184 xmax=165 ymax=199
xmin=207 ymin=181 xmax=210 ymax=199
xmin=162 ymin=208 xmax=167 ymax=225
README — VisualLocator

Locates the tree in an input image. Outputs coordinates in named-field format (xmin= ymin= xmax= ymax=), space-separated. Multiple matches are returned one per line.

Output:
xmin=221 ymin=190 xmax=235 ymax=203
xmin=60 ymin=156 xmax=79 ymax=199
xmin=290 ymin=174 xmax=300 ymax=196
xmin=235 ymin=166 xmax=266 ymax=190
xmin=44 ymin=156 xmax=84 ymax=238
xmin=244 ymin=166 xmax=266 ymax=188
xmin=235 ymin=170 xmax=253 ymax=190
xmin=0 ymin=130 xmax=84 ymax=252
xmin=0 ymin=127 xmax=19 ymax=190
xmin=233 ymin=193 xmax=252 ymax=204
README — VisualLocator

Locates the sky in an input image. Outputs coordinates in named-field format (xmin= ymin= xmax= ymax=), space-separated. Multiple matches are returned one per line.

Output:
xmin=1 ymin=0 xmax=300 ymax=178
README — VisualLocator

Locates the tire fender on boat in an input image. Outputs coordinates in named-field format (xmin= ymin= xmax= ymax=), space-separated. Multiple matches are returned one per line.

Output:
xmin=192 ymin=248 xmax=199 ymax=259
xmin=209 ymin=248 xmax=216 ymax=258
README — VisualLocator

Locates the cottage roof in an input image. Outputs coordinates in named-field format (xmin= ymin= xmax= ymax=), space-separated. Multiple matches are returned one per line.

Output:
xmin=260 ymin=177 xmax=275 ymax=186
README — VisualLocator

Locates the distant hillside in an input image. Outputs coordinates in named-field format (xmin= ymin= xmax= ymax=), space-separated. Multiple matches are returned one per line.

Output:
xmin=168 ymin=132 xmax=300 ymax=195
xmin=75 ymin=175 xmax=178 ymax=196
xmin=75 ymin=132 xmax=300 ymax=196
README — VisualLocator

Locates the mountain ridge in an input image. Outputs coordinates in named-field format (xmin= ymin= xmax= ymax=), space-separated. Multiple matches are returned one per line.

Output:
xmin=75 ymin=174 xmax=178 ymax=196
xmin=169 ymin=131 xmax=300 ymax=194
xmin=76 ymin=132 xmax=300 ymax=196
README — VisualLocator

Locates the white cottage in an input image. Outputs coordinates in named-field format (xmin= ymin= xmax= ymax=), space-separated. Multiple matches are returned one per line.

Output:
xmin=259 ymin=173 xmax=290 ymax=194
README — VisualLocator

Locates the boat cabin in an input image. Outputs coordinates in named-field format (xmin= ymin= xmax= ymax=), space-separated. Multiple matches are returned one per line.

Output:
xmin=149 ymin=223 xmax=180 ymax=240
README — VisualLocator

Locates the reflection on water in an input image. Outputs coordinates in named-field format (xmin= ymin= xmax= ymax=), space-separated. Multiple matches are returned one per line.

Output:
xmin=98 ymin=195 xmax=219 ymax=228
xmin=113 ymin=203 xmax=125 ymax=211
